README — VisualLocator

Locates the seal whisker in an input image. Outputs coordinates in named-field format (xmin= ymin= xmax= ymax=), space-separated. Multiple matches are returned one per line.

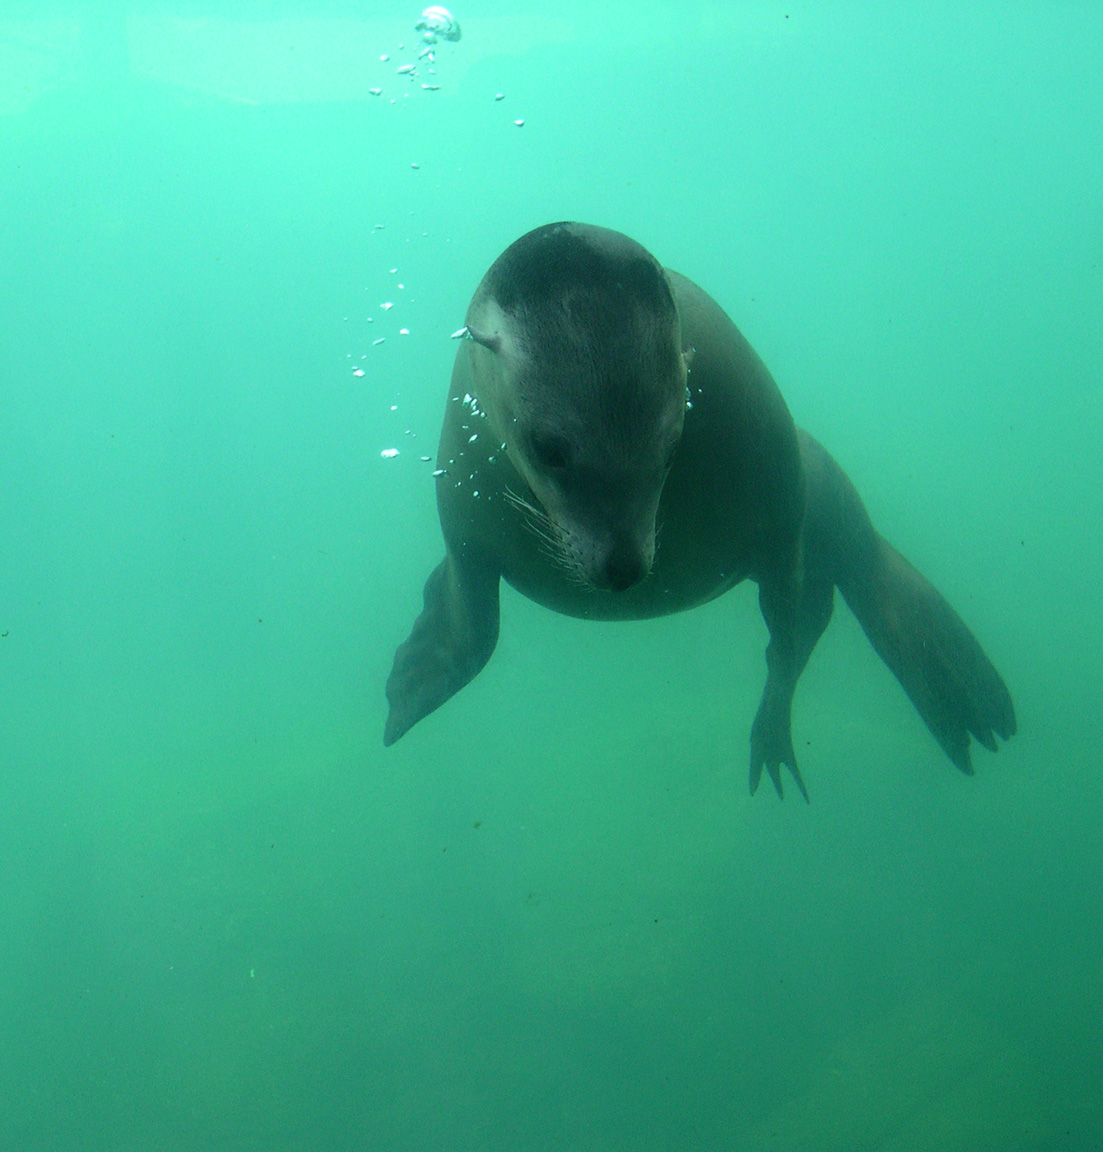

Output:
xmin=503 ymin=485 xmax=556 ymax=544
xmin=504 ymin=485 xmax=590 ymax=586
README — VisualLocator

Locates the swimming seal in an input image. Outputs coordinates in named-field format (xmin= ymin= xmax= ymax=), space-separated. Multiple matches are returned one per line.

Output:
xmin=383 ymin=223 xmax=1016 ymax=799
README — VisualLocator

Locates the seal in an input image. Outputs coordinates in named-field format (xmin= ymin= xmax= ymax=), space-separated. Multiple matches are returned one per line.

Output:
xmin=383 ymin=223 xmax=1016 ymax=799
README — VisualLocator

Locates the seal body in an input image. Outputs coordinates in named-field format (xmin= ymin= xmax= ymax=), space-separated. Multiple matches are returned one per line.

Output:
xmin=384 ymin=223 xmax=1016 ymax=798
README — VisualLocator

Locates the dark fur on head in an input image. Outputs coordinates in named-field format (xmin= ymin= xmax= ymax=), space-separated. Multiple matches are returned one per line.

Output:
xmin=476 ymin=223 xmax=679 ymax=372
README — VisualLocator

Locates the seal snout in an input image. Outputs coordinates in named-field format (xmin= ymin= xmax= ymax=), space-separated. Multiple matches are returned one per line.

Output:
xmin=553 ymin=498 xmax=660 ymax=592
xmin=574 ymin=528 xmax=654 ymax=591
xmin=595 ymin=544 xmax=651 ymax=591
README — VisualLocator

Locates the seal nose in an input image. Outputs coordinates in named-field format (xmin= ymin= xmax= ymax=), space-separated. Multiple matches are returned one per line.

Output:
xmin=599 ymin=544 xmax=650 ymax=591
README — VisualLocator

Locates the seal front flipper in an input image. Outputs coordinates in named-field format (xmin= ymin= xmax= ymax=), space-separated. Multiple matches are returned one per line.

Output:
xmin=383 ymin=551 xmax=501 ymax=746
xmin=749 ymin=702 xmax=810 ymax=803
xmin=748 ymin=572 xmax=814 ymax=804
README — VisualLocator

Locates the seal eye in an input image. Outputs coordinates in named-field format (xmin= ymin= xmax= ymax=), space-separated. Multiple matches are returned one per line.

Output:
xmin=529 ymin=430 xmax=572 ymax=471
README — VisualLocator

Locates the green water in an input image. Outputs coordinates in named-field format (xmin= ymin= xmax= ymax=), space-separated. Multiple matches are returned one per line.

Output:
xmin=2 ymin=3 xmax=1100 ymax=1149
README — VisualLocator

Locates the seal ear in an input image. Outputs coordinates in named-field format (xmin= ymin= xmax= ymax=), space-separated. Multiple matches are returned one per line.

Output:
xmin=465 ymin=324 xmax=502 ymax=353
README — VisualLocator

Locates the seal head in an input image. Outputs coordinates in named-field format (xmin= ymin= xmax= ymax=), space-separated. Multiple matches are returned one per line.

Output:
xmin=463 ymin=222 xmax=689 ymax=591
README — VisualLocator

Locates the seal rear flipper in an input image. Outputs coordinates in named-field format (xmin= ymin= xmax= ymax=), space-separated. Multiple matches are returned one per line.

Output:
xmin=841 ymin=537 xmax=1017 ymax=774
xmin=383 ymin=552 xmax=501 ymax=746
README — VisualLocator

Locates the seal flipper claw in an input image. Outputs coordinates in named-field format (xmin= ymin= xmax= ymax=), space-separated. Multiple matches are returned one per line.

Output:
xmin=748 ymin=756 xmax=809 ymax=803
xmin=765 ymin=760 xmax=784 ymax=800
xmin=749 ymin=707 xmax=792 ymax=800
xmin=788 ymin=760 xmax=810 ymax=804
xmin=749 ymin=759 xmax=764 ymax=797
xmin=976 ymin=728 xmax=998 ymax=754
xmin=749 ymin=698 xmax=810 ymax=802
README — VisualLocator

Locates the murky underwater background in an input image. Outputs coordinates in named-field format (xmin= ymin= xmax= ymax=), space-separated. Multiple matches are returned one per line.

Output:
xmin=2 ymin=2 xmax=1101 ymax=1149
